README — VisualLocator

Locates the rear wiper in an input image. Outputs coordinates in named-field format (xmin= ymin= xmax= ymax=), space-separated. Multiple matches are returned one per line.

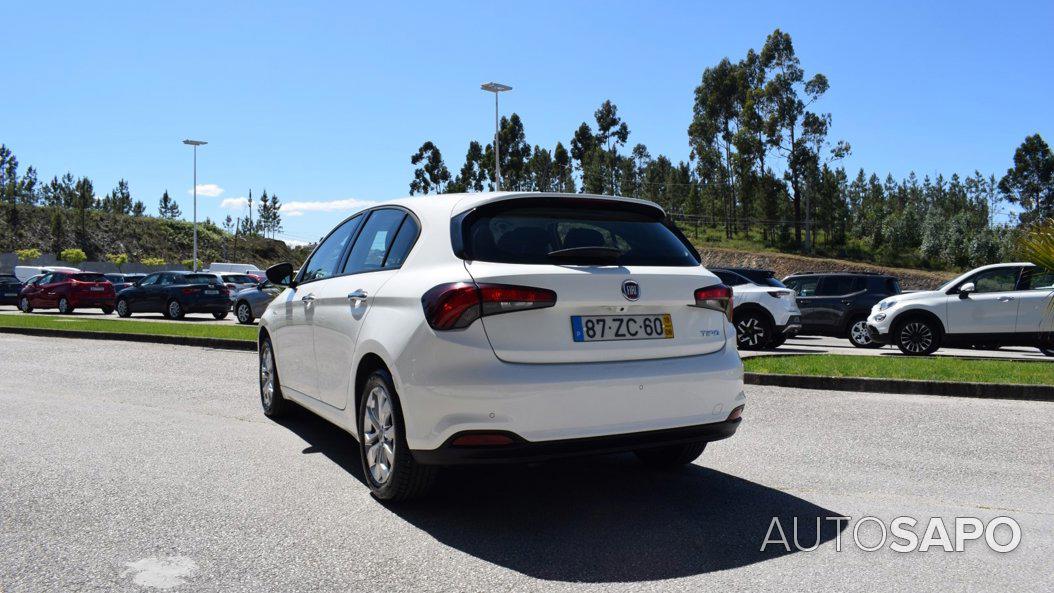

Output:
xmin=546 ymin=246 xmax=622 ymax=263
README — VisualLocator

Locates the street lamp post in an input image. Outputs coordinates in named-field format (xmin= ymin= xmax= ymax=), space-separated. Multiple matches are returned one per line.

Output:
xmin=182 ymin=139 xmax=207 ymax=271
xmin=480 ymin=82 xmax=512 ymax=191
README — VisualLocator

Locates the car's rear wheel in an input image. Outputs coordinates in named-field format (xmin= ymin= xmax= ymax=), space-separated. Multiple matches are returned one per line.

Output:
xmin=116 ymin=298 xmax=132 ymax=318
xmin=101 ymin=306 xmax=114 ymax=315
xmin=165 ymin=299 xmax=185 ymax=319
xmin=212 ymin=311 xmax=228 ymax=320
xmin=259 ymin=335 xmax=289 ymax=417
xmin=768 ymin=334 xmax=787 ymax=349
xmin=895 ymin=318 xmax=941 ymax=356
xmin=357 ymin=369 xmax=436 ymax=501
xmin=847 ymin=317 xmax=881 ymax=348
xmin=58 ymin=297 xmax=73 ymax=314
xmin=635 ymin=442 xmax=707 ymax=469
xmin=236 ymin=301 xmax=254 ymax=324
xmin=19 ymin=297 xmax=32 ymax=313
xmin=734 ymin=312 xmax=771 ymax=351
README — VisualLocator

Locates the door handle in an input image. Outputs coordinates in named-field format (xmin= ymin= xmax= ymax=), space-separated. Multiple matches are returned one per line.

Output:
xmin=301 ymin=294 xmax=315 ymax=303
xmin=347 ymin=290 xmax=368 ymax=302
xmin=998 ymin=296 xmax=1015 ymax=302
xmin=841 ymin=299 xmax=854 ymax=306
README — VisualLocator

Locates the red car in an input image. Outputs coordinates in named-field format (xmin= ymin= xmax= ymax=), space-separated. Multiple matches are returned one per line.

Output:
xmin=19 ymin=271 xmax=116 ymax=314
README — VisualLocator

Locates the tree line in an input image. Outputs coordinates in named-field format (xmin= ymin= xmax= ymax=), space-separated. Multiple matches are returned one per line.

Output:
xmin=408 ymin=29 xmax=1053 ymax=271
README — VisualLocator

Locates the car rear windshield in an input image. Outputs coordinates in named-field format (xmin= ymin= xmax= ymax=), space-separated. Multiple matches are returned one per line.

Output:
xmin=184 ymin=274 xmax=222 ymax=285
xmin=74 ymin=273 xmax=108 ymax=282
xmin=222 ymin=274 xmax=256 ymax=284
xmin=459 ymin=200 xmax=700 ymax=266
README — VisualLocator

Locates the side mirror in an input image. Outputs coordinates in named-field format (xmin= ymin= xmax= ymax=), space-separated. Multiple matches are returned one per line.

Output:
xmin=266 ymin=262 xmax=296 ymax=288
xmin=959 ymin=282 xmax=976 ymax=298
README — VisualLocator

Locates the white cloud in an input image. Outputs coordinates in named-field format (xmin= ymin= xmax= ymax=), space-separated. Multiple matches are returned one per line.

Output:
xmin=282 ymin=238 xmax=312 ymax=248
xmin=189 ymin=183 xmax=224 ymax=197
xmin=220 ymin=197 xmax=249 ymax=210
xmin=281 ymin=198 xmax=375 ymax=216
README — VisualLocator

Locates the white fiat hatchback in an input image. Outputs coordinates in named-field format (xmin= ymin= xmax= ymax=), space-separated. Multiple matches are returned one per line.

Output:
xmin=258 ymin=192 xmax=745 ymax=500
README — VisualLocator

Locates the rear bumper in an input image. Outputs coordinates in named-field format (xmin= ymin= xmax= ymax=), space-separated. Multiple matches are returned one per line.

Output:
xmin=412 ymin=418 xmax=742 ymax=465
xmin=69 ymin=295 xmax=115 ymax=308
xmin=186 ymin=301 xmax=230 ymax=314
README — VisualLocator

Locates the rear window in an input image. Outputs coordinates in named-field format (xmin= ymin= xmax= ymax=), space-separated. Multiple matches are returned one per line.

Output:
xmin=0 ymin=275 xmax=18 ymax=282
xmin=184 ymin=274 xmax=221 ymax=285
xmin=105 ymin=274 xmax=124 ymax=282
xmin=74 ymin=273 xmax=108 ymax=282
xmin=459 ymin=201 xmax=699 ymax=266
xmin=222 ymin=274 xmax=255 ymax=284
xmin=713 ymin=270 xmax=752 ymax=286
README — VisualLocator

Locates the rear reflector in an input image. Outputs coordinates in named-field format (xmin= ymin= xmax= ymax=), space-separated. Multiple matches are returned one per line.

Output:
xmin=694 ymin=284 xmax=733 ymax=321
xmin=727 ymin=405 xmax=745 ymax=421
xmin=422 ymin=282 xmax=557 ymax=331
xmin=450 ymin=433 xmax=515 ymax=447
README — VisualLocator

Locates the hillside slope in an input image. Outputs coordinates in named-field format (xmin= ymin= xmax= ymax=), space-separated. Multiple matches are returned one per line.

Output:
xmin=0 ymin=205 xmax=310 ymax=268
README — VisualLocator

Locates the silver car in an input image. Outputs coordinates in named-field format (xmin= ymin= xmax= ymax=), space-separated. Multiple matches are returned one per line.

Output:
xmin=232 ymin=281 xmax=282 ymax=324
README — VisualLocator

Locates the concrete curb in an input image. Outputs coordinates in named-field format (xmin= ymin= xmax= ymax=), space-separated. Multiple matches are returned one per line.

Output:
xmin=744 ymin=372 xmax=1054 ymax=402
xmin=0 ymin=326 xmax=257 ymax=351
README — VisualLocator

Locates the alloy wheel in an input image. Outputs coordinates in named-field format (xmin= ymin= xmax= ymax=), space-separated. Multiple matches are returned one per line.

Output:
xmin=736 ymin=317 xmax=765 ymax=347
xmin=362 ymin=385 xmax=396 ymax=486
xmin=168 ymin=301 xmax=181 ymax=318
xmin=900 ymin=322 xmax=933 ymax=354
xmin=238 ymin=303 xmax=251 ymax=324
xmin=260 ymin=342 xmax=275 ymax=408
xmin=20 ymin=297 xmax=30 ymax=312
xmin=850 ymin=320 xmax=872 ymax=346
xmin=59 ymin=298 xmax=70 ymax=314
xmin=117 ymin=300 xmax=128 ymax=317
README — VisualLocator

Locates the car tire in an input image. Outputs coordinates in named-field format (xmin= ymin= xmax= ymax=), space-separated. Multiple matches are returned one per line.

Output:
xmin=101 ymin=306 xmax=114 ymax=315
xmin=19 ymin=297 xmax=32 ymax=313
xmin=236 ymin=301 xmax=254 ymax=325
xmin=57 ymin=297 xmax=73 ymax=314
xmin=116 ymin=298 xmax=132 ymax=318
xmin=212 ymin=311 xmax=228 ymax=320
xmin=635 ymin=442 xmax=707 ymax=469
xmin=165 ymin=299 xmax=185 ymax=320
xmin=895 ymin=318 xmax=941 ymax=356
xmin=357 ymin=369 xmax=436 ymax=501
xmin=767 ymin=334 xmax=787 ymax=349
xmin=1040 ymin=346 xmax=1054 ymax=357
xmin=734 ymin=312 xmax=771 ymax=351
xmin=847 ymin=317 xmax=881 ymax=348
xmin=259 ymin=335 xmax=289 ymax=418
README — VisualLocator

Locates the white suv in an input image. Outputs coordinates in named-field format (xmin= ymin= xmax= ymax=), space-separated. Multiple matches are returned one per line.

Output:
xmin=867 ymin=262 xmax=1054 ymax=356
xmin=258 ymin=192 xmax=746 ymax=500
xmin=710 ymin=268 xmax=801 ymax=349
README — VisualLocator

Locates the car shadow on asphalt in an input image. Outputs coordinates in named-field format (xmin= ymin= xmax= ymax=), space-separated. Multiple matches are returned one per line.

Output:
xmin=275 ymin=407 xmax=846 ymax=583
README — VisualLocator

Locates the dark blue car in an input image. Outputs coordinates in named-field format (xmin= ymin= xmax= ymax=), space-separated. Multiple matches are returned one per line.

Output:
xmin=115 ymin=271 xmax=231 ymax=319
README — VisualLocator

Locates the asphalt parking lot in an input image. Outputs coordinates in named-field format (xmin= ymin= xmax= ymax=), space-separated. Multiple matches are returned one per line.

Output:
xmin=1 ymin=334 xmax=1050 ymax=593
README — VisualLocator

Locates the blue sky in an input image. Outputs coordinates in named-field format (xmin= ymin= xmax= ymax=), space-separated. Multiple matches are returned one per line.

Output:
xmin=3 ymin=1 xmax=1051 ymax=244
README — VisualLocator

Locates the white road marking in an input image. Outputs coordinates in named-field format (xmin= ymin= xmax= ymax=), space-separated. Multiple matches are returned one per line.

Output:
xmin=122 ymin=556 xmax=198 ymax=589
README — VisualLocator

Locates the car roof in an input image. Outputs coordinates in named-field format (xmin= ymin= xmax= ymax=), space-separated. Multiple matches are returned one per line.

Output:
xmin=784 ymin=271 xmax=896 ymax=278
xmin=366 ymin=191 xmax=665 ymax=220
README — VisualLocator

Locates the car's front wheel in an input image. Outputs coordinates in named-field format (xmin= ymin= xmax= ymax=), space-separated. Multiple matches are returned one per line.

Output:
xmin=212 ymin=311 xmax=228 ymax=320
xmin=1040 ymin=346 xmax=1054 ymax=357
xmin=895 ymin=318 xmax=941 ymax=356
xmin=58 ymin=297 xmax=73 ymax=314
xmin=101 ymin=306 xmax=114 ymax=315
xmin=635 ymin=442 xmax=707 ymax=469
xmin=236 ymin=301 xmax=254 ymax=324
xmin=19 ymin=297 xmax=32 ymax=313
xmin=116 ymin=298 xmax=132 ymax=318
xmin=357 ymin=369 xmax=436 ymax=501
xmin=734 ymin=312 xmax=771 ymax=351
xmin=259 ymin=335 xmax=289 ymax=417
xmin=847 ymin=317 xmax=881 ymax=348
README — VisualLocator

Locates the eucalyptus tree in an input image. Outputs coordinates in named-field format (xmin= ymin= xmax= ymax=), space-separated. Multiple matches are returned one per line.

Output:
xmin=999 ymin=134 xmax=1053 ymax=224
xmin=409 ymin=141 xmax=451 ymax=195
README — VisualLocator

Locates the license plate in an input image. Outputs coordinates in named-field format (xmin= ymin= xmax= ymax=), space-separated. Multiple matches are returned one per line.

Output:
xmin=205 ymin=289 xmax=219 ymax=295
xmin=571 ymin=314 xmax=673 ymax=342
xmin=90 ymin=286 xmax=104 ymax=292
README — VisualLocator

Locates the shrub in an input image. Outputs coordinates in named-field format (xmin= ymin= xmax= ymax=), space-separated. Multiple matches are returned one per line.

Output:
xmin=140 ymin=257 xmax=166 ymax=266
xmin=106 ymin=253 xmax=129 ymax=270
xmin=59 ymin=248 xmax=87 ymax=266
xmin=15 ymin=248 xmax=41 ymax=262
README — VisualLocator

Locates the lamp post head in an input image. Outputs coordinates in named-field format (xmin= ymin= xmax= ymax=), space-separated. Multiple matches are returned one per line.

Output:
xmin=480 ymin=82 xmax=512 ymax=93
xmin=182 ymin=139 xmax=207 ymax=146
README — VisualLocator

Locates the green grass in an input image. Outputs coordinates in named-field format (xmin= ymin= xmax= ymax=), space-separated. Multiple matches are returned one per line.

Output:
xmin=0 ymin=313 xmax=257 ymax=341
xmin=743 ymin=354 xmax=1054 ymax=386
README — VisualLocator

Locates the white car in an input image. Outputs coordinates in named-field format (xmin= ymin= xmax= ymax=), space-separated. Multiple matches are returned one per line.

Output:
xmin=258 ymin=192 xmax=746 ymax=500
xmin=710 ymin=268 xmax=801 ymax=349
xmin=867 ymin=262 xmax=1054 ymax=356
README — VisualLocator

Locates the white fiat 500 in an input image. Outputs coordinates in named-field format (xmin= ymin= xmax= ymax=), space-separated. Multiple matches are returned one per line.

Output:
xmin=258 ymin=192 xmax=745 ymax=500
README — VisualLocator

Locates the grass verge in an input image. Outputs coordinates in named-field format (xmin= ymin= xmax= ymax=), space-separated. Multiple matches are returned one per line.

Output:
xmin=743 ymin=354 xmax=1054 ymax=386
xmin=0 ymin=313 xmax=257 ymax=341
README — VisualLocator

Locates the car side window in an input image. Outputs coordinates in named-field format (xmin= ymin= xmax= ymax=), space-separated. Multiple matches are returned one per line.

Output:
xmin=382 ymin=215 xmax=419 ymax=268
xmin=139 ymin=274 xmax=159 ymax=286
xmin=159 ymin=274 xmax=176 ymax=286
xmin=816 ymin=276 xmax=856 ymax=296
xmin=300 ymin=214 xmax=364 ymax=283
xmin=969 ymin=267 xmax=1020 ymax=293
xmin=343 ymin=209 xmax=407 ymax=275
xmin=865 ymin=277 xmax=894 ymax=294
xmin=52 ymin=273 xmax=67 ymax=283
xmin=38 ymin=274 xmax=53 ymax=285
xmin=791 ymin=277 xmax=819 ymax=296
xmin=1021 ymin=268 xmax=1054 ymax=290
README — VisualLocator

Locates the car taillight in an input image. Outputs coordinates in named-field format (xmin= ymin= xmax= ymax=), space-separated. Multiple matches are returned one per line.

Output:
xmin=693 ymin=284 xmax=733 ymax=321
xmin=182 ymin=287 xmax=199 ymax=295
xmin=422 ymin=282 xmax=557 ymax=331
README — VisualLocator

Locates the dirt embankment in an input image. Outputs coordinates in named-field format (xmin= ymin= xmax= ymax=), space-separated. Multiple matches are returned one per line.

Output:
xmin=697 ymin=246 xmax=955 ymax=291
